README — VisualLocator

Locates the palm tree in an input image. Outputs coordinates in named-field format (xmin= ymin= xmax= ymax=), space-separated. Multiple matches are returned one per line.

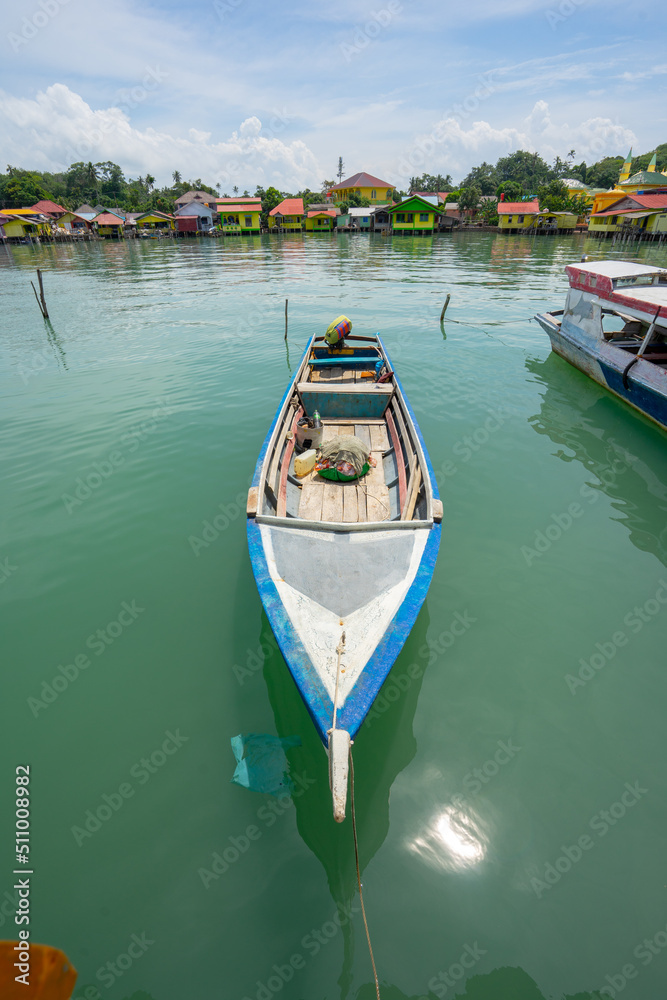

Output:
xmin=172 ymin=170 xmax=181 ymax=185
xmin=84 ymin=161 xmax=98 ymax=201
xmin=233 ymin=185 xmax=239 ymax=195
xmin=145 ymin=174 xmax=155 ymax=193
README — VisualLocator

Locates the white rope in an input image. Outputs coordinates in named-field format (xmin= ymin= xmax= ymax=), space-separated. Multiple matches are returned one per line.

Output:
xmin=350 ymin=747 xmax=381 ymax=1000
xmin=331 ymin=631 xmax=345 ymax=731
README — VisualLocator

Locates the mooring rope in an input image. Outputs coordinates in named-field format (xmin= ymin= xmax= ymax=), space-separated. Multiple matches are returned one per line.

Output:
xmin=331 ymin=631 xmax=345 ymax=731
xmin=349 ymin=747 xmax=381 ymax=1000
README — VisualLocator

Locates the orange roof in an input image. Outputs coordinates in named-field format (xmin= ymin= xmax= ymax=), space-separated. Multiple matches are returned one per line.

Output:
xmin=330 ymin=172 xmax=394 ymax=191
xmin=270 ymin=198 xmax=304 ymax=216
xmin=217 ymin=197 xmax=261 ymax=204
xmin=497 ymin=199 xmax=540 ymax=214
xmin=219 ymin=204 xmax=261 ymax=214
xmin=307 ymin=209 xmax=336 ymax=218
xmin=94 ymin=213 xmax=124 ymax=225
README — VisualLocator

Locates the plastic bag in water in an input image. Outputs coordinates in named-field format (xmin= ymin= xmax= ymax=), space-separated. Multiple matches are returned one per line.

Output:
xmin=230 ymin=733 xmax=302 ymax=795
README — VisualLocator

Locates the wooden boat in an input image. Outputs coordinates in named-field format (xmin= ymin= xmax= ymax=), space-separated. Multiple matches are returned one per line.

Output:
xmin=535 ymin=260 xmax=667 ymax=429
xmin=247 ymin=332 xmax=442 ymax=820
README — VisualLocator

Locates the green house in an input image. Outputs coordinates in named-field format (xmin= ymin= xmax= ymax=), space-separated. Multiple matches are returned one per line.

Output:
xmin=387 ymin=196 xmax=442 ymax=234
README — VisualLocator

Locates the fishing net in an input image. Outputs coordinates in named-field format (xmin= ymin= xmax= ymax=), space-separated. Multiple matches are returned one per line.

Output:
xmin=316 ymin=435 xmax=372 ymax=481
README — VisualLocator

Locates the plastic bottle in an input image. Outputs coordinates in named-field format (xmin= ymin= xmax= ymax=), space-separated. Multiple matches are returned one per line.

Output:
xmin=312 ymin=410 xmax=322 ymax=429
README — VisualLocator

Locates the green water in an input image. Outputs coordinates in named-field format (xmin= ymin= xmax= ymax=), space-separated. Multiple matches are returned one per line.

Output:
xmin=1 ymin=233 xmax=666 ymax=1000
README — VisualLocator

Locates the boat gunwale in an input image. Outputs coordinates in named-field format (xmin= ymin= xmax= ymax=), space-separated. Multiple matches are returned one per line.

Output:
xmin=253 ymin=331 xmax=436 ymax=526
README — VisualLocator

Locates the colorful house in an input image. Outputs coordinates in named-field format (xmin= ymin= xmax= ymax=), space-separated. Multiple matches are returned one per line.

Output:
xmin=0 ymin=208 xmax=51 ymax=237
xmin=216 ymin=198 xmax=262 ymax=234
xmin=0 ymin=213 xmax=41 ymax=240
xmin=174 ymin=202 xmax=214 ymax=233
xmin=497 ymin=199 xmax=540 ymax=232
xmin=328 ymin=172 xmax=394 ymax=205
xmin=175 ymin=190 xmax=218 ymax=212
xmin=269 ymin=198 xmax=304 ymax=232
xmin=305 ymin=209 xmax=337 ymax=232
xmin=55 ymin=212 xmax=93 ymax=233
xmin=589 ymin=192 xmax=667 ymax=238
xmin=134 ymin=211 xmax=175 ymax=231
xmin=337 ymin=207 xmax=373 ymax=231
xmin=93 ymin=213 xmax=125 ymax=238
xmin=387 ymin=195 xmax=443 ymax=234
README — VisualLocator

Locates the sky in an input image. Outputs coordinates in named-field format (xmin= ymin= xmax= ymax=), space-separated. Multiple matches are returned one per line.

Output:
xmin=0 ymin=0 xmax=665 ymax=192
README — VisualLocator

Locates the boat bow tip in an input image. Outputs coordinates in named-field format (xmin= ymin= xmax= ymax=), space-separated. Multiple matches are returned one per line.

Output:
xmin=327 ymin=728 xmax=351 ymax=822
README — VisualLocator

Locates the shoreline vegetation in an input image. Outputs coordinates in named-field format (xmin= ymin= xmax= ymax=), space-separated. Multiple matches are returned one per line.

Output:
xmin=2 ymin=145 xmax=666 ymax=225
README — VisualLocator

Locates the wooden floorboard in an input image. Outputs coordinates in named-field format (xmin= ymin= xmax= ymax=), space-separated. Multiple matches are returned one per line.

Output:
xmin=295 ymin=420 xmax=390 ymax=523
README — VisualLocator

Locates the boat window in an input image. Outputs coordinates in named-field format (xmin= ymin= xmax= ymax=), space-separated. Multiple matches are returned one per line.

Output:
xmin=589 ymin=275 xmax=597 ymax=288
xmin=614 ymin=276 xmax=656 ymax=288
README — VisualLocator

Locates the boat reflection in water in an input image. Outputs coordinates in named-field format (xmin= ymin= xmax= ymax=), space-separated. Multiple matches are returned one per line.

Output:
xmin=526 ymin=353 xmax=667 ymax=568
xmin=406 ymin=797 xmax=488 ymax=874
xmin=260 ymin=604 xmax=433 ymax=998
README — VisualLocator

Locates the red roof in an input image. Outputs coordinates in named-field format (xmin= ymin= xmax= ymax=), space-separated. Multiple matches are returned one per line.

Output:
xmin=31 ymin=199 xmax=66 ymax=215
xmin=329 ymin=172 xmax=394 ymax=192
xmin=217 ymin=197 xmax=261 ymax=204
xmin=307 ymin=209 xmax=336 ymax=218
xmin=592 ymin=193 xmax=667 ymax=217
xmin=94 ymin=213 xmax=124 ymax=225
xmin=270 ymin=198 xmax=304 ymax=216
xmin=497 ymin=200 xmax=540 ymax=214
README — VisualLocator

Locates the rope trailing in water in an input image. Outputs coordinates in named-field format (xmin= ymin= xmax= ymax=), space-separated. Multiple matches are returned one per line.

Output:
xmin=349 ymin=747 xmax=381 ymax=1000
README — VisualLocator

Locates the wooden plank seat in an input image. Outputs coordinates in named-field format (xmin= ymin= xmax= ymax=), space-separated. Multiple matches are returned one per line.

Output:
xmin=308 ymin=355 xmax=382 ymax=368
xmin=297 ymin=420 xmax=391 ymax=523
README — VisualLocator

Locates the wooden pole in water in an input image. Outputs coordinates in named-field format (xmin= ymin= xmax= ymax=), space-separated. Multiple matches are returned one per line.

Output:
xmin=284 ymin=298 xmax=288 ymax=339
xmin=440 ymin=293 xmax=450 ymax=322
xmin=30 ymin=269 xmax=49 ymax=319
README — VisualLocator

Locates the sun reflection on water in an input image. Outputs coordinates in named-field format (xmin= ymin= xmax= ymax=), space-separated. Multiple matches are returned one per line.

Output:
xmin=407 ymin=802 xmax=488 ymax=873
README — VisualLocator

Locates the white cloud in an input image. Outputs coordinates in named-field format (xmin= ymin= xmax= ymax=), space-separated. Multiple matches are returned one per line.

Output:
xmin=390 ymin=101 xmax=636 ymax=184
xmin=0 ymin=84 xmax=322 ymax=191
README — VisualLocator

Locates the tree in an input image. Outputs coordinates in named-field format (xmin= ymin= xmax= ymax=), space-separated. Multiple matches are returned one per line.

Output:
xmin=536 ymin=179 xmax=570 ymax=211
xmin=259 ymin=186 xmax=283 ymax=223
xmin=496 ymin=180 xmax=524 ymax=201
xmin=458 ymin=185 xmax=482 ymax=215
xmin=476 ymin=198 xmax=499 ymax=226
xmin=337 ymin=157 xmax=344 ymax=183
xmin=495 ymin=150 xmax=551 ymax=191
xmin=145 ymin=174 xmax=155 ymax=193
xmin=461 ymin=162 xmax=498 ymax=195
xmin=233 ymin=185 xmax=238 ymax=195
xmin=172 ymin=170 xmax=182 ymax=185
xmin=409 ymin=172 xmax=453 ymax=192
xmin=585 ymin=156 xmax=624 ymax=189
xmin=0 ymin=170 xmax=49 ymax=208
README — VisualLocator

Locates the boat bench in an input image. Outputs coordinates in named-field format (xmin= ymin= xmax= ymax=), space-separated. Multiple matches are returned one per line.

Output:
xmin=308 ymin=355 xmax=381 ymax=369
xmin=297 ymin=381 xmax=394 ymax=420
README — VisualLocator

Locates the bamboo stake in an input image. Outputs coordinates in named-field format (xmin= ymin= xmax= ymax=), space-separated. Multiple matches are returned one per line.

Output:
xmin=284 ymin=298 xmax=288 ymax=339
xmin=30 ymin=269 xmax=49 ymax=319
xmin=439 ymin=293 xmax=450 ymax=322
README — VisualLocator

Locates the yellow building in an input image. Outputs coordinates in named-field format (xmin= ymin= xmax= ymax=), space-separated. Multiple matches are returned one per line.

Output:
xmin=328 ymin=172 xmax=394 ymax=205
xmin=305 ymin=209 xmax=336 ymax=231
xmin=1 ymin=208 xmax=50 ymax=237
xmin=135 ymin=211 xmax=175 ymax=231
xmin=497 ymin=199 xmax=540 ymax=231
xmin=268 ymin=198 xmax=304 ymax=232
xmin=588 ymin=151 xmax=667 ymax=236
xmin=216 ymin=197 xmax=262 ymax=234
